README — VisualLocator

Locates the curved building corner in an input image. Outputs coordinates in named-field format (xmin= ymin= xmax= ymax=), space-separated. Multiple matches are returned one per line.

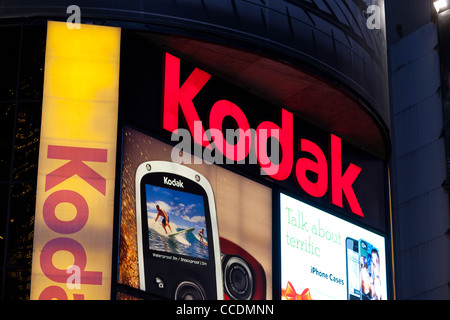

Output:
xmin=0 ymin=0 xmax=394 ymax=302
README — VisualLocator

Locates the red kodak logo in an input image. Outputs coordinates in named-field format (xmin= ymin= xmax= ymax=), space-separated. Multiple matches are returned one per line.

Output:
xmin=161 ymin=53 xmax=363 ymax=217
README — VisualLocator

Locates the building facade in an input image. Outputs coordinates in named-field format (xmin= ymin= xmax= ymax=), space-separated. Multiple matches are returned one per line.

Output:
xmin=0 ymin=0 xmax=414 ymax=300
xmin=386 ymin=0 xmax=450 ymax=300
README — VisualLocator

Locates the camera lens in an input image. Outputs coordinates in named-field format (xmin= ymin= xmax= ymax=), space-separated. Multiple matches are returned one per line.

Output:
xmin=175 ymin=281 xmax=206 ymax=300
xmin=230 ymin=264 xmax=248 ymax=292
xmin=223 ymin=255 xmax=254 ymax=300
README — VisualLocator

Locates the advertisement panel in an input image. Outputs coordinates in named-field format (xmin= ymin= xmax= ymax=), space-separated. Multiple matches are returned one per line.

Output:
xmin=30 ymin=21 xmax=120 ymax=300
xmin=118 ymin=127 xmax=272 ymax=300
xmin=115 ymin=40 xmax=390 ymax=300
xmin=119 ymin=38 xmax=387 ymax=232
xmin=280 ymin=193 xmax=387 ymax=300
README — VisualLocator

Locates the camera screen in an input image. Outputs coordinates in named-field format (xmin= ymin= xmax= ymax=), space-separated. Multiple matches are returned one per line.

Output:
xmin=144 ymin=184 xmax=210 ymax=260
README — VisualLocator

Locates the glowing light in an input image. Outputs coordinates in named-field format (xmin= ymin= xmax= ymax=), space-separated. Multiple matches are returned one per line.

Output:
xmin=434 ymin=0 xmax=448 ymax=13
xmin=30 ymin=21 xmax=121 ymax=300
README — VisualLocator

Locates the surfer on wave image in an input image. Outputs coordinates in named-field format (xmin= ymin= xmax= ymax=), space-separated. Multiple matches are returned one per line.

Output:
xmin=154 ymin=204 xmax=173 ymax=234
xmin=145 ymin=184 xmax=209 ymax=260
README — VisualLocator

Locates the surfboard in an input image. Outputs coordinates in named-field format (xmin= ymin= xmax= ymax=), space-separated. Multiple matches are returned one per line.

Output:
xmin=194 ymin=233 xmax=208 ymax=246
xmin=168 ymin=227 xmax=195 ymax=237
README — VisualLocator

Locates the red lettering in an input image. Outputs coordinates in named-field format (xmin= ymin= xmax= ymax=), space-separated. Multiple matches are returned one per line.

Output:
xmin=330 ymin=134 xmax=364 ymax=217
xmin=38 ymin=286 xmax=68 ymax=300
xmin=38 ymin=146 xmax=107 ymax=298
xmin=38 ymin=286 xmax=84 ymax=300
xmin=43 ymin=190 xmax=89 ymax=234
xmin=209 ymin=100 xmax=251 ymax=161
xmin=296 ymin=139 xmax=328 ymax=198
xmin=46 ymin=145 xmax=107 ymax=195
xmin=256 ymin=109 xmax=293 ymax=181
xmin=161 ymin=52 xmax=366 ymax=217
xmin=162 ymin=52 xmax=212 ymax=149
xmin=40 ymin=238 xmax=102 ymax=285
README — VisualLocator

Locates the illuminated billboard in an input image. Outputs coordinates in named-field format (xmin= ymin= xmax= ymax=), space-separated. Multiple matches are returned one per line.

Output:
xmin=30 ymin=21 xmax=120 ymax=300
xmin=118 ymin=127 xmax=272 ymax=300
xmin=280 ymin=193 xmax=387 ymax=300
xmin=120 ymin=42 xmax=387 ymax=232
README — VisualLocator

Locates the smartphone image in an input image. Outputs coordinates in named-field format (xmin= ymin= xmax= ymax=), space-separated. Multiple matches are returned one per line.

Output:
xmin=346 ymin=237 xmax=361 ymax=300
xmin=135 ymin=161 xmax=223 ymax=300
xmin=359 ymin=240 xmax=382 ymax=300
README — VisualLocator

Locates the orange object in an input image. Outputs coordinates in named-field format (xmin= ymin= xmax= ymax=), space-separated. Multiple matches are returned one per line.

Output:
xmin=281 ymin=282 xmax=313 ymax=300
xmin=299 ymin=288 xmax=312 ymax=300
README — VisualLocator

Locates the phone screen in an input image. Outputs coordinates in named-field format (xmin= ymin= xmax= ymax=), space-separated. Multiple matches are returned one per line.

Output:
xmin=144 ymin=183 xmax=209 ymax=260
xmin=359 ymin=240 xmax=382 ymax=300
xmin=346 ymin=238 xmax=361 ymax=300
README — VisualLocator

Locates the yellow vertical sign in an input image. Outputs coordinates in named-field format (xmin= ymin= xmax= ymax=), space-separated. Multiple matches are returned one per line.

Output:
xmin=30 ymin=21 xmax=120 ymax=300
